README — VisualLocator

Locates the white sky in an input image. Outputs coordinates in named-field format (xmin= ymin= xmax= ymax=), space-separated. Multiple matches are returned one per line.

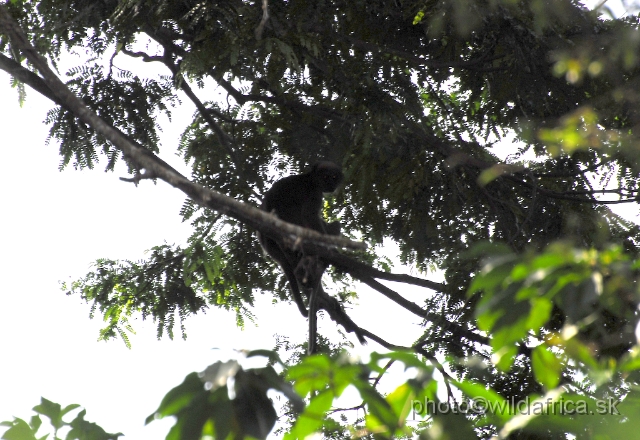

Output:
xmin=0 ymin=70 xmax=424 ymax=437
xmin=2 ymin=2 xmax=639 ymax=437
xmin=591 ymin=0 xmax=640 ymax=17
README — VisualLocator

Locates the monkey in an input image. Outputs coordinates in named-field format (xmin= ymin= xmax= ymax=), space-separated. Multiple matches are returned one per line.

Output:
xmin=259 ymin=161 xmax=344 ymax=317
xmin=294 ymin=255 xmax=326 ymax=289
xmin=259 ymin=161 xmax=366 ymax=348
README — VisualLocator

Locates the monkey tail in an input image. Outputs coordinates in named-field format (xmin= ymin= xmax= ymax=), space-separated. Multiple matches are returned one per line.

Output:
xmin=316 ymin=288 xmax=367 ymax=345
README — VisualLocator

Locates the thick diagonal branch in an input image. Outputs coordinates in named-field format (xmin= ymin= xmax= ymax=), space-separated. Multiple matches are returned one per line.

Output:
xmin=0 ymin=7 xmax=485 ymax=349
xmin=0 ymin=6 xmax=366 ymax=253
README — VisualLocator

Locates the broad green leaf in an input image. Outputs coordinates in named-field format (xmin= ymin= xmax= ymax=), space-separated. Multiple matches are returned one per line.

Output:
xmin=386 ymin=383 xmax=415 ymax=424
xmin=1 ymin=419 xmax=38 ymax=440
xmin=526 ymin=297 xmax=553 ymax=333
xmin=493 ymin=345 xmax=518 ymax=372
xmin=145 ymin=373 xmax=204 ymax=423
xmin=285 ymin=390 xmax=333 ymax=440
xmin=369 ymin=351 xmax=432 ymax=372
xmin=32 ymin=399 xmax=63 ymax=431
xmin=532 ymin=345 xmax=562 ymax=389
xmin=455 ymin=380 xmax=509 ymax=422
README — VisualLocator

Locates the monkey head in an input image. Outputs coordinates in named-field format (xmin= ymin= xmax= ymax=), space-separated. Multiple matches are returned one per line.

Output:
xmin=311 ymin=161 xmax=344 ymax=193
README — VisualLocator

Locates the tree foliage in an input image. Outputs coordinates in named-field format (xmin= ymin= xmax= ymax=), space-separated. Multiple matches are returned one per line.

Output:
xmin=3 ymin=0 xmax=640 ymax=438
xmin=0 ymin=397 xmax=122 ymax=440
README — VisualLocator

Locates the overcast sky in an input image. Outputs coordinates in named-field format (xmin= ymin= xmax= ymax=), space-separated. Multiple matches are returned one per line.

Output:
xmin=2 ymin=3 xmax=638 ymax=438
xmin=0 ymin=67 xmax=424 ymax=437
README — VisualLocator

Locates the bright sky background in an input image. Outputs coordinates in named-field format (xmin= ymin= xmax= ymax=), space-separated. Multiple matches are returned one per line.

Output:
xmin=593 ymin=0 xmax=640 ymax=16
xmin=0 ymin=68 xmax=424 ymax=437
xmin=1 ymin=1 xmax=639 ymax=438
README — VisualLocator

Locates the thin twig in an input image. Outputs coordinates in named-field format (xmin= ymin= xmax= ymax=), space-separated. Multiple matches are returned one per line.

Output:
xmin=255 ymin=0 xmax=269 ymax=40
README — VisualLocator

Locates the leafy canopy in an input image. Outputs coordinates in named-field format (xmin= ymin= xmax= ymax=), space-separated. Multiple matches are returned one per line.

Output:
xmin=3 ymin=0 xmax=640 ymax=438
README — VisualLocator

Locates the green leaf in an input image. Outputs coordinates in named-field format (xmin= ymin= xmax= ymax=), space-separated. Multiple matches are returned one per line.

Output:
xmin=255 ymin=366 xmax=304 ymax=413
xmin=32 ymin=399 xmax=64 ymax=431
xmin=27 ymin=417 xmax=41 ymax=436
xmin=287 ymin=354 xmax=332 ymax=396
xmin=358 ymin=382 xmax=398 ymax=433
xmin=209 ymin=388 xmax=233 ymax=440
xmin=386 ymin=383 xmax=415 ymax=424
xmin=620 ymin=347 xmax=640 ymax=372
xmin=424 ymin=412 xmax=478 ymax=440
xmin=162 ymin=392 xmax=210 ymax=440
xmin=526 ymin=297 xmax=553 ymax=334
xmin=369 ymin=351 xmax=432 ymax=372
xmin=145 ymin=373 xmax=204 ymax=423
xmin=532 ymin=345 xmax=562 ymax=389
xmin=232 ymin=369 xmax=277 ymax=439
xmin=66 ymin=409 xmax=123 ymax=440
xmin=455 ymin=380 xmax=509 ymax=422
xmin=285 ymin=390 xmax=333 ymax=440
xmin=493 ymin=345 xmax=518 ymax=372
xmin=1 ymin=419 xmax=38 ymax=440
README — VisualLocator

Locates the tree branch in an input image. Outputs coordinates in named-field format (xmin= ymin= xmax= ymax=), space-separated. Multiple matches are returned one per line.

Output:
xmin=2 ymin=9 xmax=478 ymax=345
xmin=272 ymin=238 xmax=489 ymax=347
xmin=142 ymin=24 xmax=348 ymax=122
xmin=0 ymin=6 xmax=366 ymax=253
xmin=0 ymin=53 xmax=72 ymax=113
xmin=140 ymin=22 xmax=636 ymax=209
xmin=119 ymin=45 xmax=264 ymax=200
xmin=120 ymin=46 xmax=253 ymax=187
